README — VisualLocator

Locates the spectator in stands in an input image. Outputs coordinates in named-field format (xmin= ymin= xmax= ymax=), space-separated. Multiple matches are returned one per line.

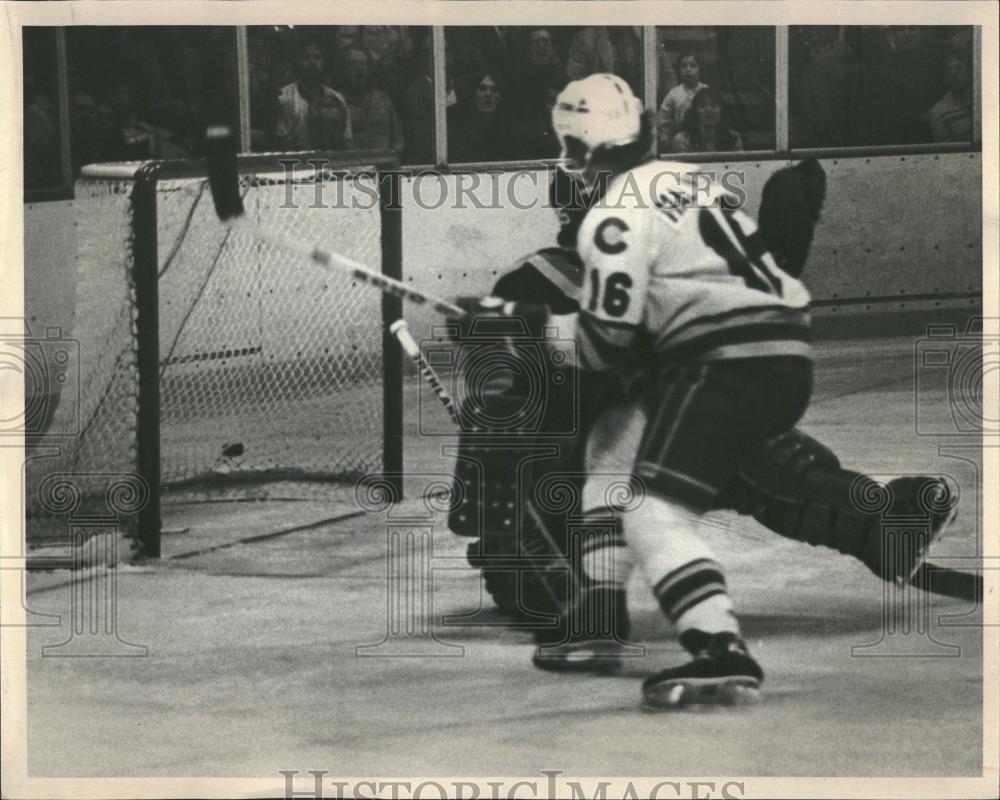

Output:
xmin=504 ymin=28 xmax=567 ymax=159
xmin=505 ymin=28 xmax=565 ymax=107
xmin=672 ymin=87 xmax=744 ymax=153
xmin=375 ymin=44 xmax=408 ymax=112
xmin=276 ymin=39 xmax=352 ymax=150
xmin=335 ymin=26 xmax=361 ymax=56
xmin=248 ymin=50 xmax=280 ymax=151
xmin=400 ymin=45 xmax=437 ymax=164
xmin=658 ymin=53 xmax=708 ymax=152
xmin=653 ymin=29 xmax=679 ymax=100
xmin=104 ymin=81 xmax=161 ymax=160
xmin=155 ymin=98 xmax=198 ymax=158
xmin=307 ymin=90 xmax=354 ymax=151
xmin=69 ymin=91 xmax=114 ymax=176
xmin=366 ymin=26 xmax=415 ymax=110
xmin=103 ymin=80 xmax=189 ymax=160
xmin=447 ymin=27 xmax=510 ymax=97
xmin=24 ymin=94 xmax=59 ymax=190
xmin=566 ymin=26 xmax=642 ymax=95
xmin=509 ymin=77 xmax=566 ymax=160
xmin=361 ymin=26 xmax=413 ymax=72
xmin=861 ymin=25 xmax=939 ymax=144
xmin=69 ymin=91 xmax=103 ymax=173
xmin=401 ymin=43 xmax=457 ymax=164
xmin=930 ymin=51 xmax=973 ymax=142
xmin=525 ymin=28 xmax=563 ymax=76
xmin=788 ymin=27 xmax=856 ymax=147
xmin=341 ymin=47 xmax=405 ymax=156
xmin=448 ymin=72 xmax=510 ymax=162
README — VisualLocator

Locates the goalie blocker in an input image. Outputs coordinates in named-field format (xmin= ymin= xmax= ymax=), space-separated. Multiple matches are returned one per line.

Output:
xmin=449 ymin=246 xmax=970 ymax=621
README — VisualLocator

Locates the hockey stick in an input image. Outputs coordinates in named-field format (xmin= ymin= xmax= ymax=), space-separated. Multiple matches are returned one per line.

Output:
xmin=389 ymin=319 xmax=461 ymax=426
xmin=909 ymin=560 xmax=983 ymax=602
xmin=204 ymin=126 xmax=466 ymax=320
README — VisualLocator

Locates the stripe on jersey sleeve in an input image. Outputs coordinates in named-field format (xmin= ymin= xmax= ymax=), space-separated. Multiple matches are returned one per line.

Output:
xmin=576 ymin=311 xmax=638 ymax=370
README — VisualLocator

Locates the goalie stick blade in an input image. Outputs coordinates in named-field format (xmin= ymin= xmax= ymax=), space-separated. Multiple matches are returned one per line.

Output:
xmin=910 ymin=561 xmax=983 ymax=602
xmin=205 ymin=125 xmax=244 ymax=221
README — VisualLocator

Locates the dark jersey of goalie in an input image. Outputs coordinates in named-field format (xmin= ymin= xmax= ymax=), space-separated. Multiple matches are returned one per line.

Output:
xmin=490 ymin=167 xmax=603 ymax=310
xmin=550 ymin=164 xmax=606 ymax=253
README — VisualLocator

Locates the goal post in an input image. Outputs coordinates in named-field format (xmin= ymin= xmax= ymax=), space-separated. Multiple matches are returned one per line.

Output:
xmin=28 ymin=152 xmax=404 ymax=559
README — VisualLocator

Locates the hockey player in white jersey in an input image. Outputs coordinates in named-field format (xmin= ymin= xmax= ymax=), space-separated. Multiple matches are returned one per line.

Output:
xmin=559 ymin=74 xmax=817 ymax=707
xmin=452 ymin=74 xmax=962 ymax=708
xmin=457 ymin=74 xmax=814 ymax=708
xmin=454 ymin=151 xmax=963 ymax=635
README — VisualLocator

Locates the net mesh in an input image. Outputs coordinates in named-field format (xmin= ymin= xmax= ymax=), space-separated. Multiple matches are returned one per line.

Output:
xmin=27 ymin=161 xmax=385 ymax=517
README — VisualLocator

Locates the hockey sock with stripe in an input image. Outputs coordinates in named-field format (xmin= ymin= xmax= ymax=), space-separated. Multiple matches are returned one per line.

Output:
xmin=625 ymin=493 xmax=741 ymax=637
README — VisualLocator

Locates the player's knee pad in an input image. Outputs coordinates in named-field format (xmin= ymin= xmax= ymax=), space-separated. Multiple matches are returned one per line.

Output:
xmin=449 ymin=353 xmax=582 ymax=541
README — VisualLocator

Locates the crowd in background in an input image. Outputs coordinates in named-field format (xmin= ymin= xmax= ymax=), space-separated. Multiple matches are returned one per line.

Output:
xmin=22 ymin=25 xmax=976 ymax=193
xmin=25 ymin=27 xmax=238 ymax=188
xmin=790 ymin=26 xmax=974 ymax=147
xmin=248 ymin=26 xmax=425 ymax=161
xmin=442 ymin=26 xmax=755 ymax=161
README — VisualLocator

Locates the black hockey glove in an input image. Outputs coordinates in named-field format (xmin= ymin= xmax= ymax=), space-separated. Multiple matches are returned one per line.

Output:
xmin=450 ymin=296 xmax=550 ymax=341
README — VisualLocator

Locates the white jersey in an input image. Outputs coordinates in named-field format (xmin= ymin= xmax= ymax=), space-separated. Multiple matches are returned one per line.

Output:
xmin=560 ymin=160 xmax=812 ymax=370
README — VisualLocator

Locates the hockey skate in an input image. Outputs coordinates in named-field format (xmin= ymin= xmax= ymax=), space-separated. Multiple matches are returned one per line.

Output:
xmin=641 ymin=631 xmax=763 ymax=710
xmin=878 ymin=476 xmax=958 ymax=584
xmin=532 ymin=587 xmax=632 ymax=675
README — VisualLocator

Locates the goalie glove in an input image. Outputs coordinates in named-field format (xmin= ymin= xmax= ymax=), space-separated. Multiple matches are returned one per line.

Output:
xmin=450 ymin=296 xmax=550 ymax=341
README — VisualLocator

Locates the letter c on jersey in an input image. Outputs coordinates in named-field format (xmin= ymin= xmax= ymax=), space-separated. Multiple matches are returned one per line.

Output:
xmin=595 ymin=217 xmax=630 ymax=254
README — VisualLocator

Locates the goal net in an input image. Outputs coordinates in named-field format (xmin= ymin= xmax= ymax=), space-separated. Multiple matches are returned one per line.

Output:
xmin=26 ymin=153 xmax=403 ymax=557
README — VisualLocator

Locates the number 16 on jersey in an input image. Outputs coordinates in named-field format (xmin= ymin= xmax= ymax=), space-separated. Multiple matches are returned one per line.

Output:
xmin=588 ymin=270 xmax=634 ymax=319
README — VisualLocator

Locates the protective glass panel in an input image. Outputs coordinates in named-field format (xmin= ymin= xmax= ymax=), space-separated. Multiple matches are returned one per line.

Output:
xmin=444 ymin=26 xmax=644 ymax=162
xmin=66 ymin=27 xmax=238 ymax=171
xmin=248 ymin=26 xmax=431 ymax=164
xmin=789 ymin=26 xmax=975 ymax=147
xmin=23 ymin=27 xmax=65 ymax=193
xmin=656 ymin=27 xmax=776 ymax=155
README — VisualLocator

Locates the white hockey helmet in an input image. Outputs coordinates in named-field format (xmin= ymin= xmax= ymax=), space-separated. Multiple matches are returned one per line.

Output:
xmin=552 ymin=73 xmax=643 ymax=172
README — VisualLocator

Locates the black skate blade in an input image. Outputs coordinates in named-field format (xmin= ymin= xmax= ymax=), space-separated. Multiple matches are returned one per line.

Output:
xmin=642 ymin=676 xmax=762 ymax=711
xmin=901 ymin=502 xmax=959 ymax=585
xmin=532 ymin=642 xmax=625 ymax=676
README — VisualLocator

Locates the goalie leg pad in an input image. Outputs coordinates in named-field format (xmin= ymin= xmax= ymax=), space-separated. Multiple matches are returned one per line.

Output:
xmin=449 ymin=438 xmax=521 ymax=540
xmin=449 ymin=391 xmax=581 ymax=619
xmin=728 ymin=429 xmax=957 ymax=582
xmin=449 ymin=354 xmax=627 ymax=620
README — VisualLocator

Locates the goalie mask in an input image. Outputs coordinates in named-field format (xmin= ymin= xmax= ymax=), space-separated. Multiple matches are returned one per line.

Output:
xmin=552 ymin=73 xmax=643 ymax=188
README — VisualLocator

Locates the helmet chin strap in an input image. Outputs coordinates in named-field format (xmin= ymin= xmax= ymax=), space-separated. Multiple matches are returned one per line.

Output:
xmin=558 ymin=150 xmax=599 ymax=191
